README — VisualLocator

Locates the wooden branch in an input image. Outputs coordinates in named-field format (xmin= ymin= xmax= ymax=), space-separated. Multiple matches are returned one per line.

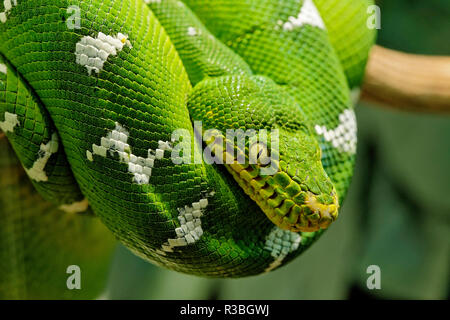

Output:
xmin=361 ymin=45 xmax=450 ymax=113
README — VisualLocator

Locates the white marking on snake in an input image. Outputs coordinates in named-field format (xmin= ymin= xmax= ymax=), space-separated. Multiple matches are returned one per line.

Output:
xmin=0 ymin=0 xmax=17 ymax=24
xmin=26 ymin=132 xmax=59 ymax=182
xmin=282 ymin=0 xmax=326 ymax=31
xmin=75 ymin=32 xmax=132 ymax=75
xmin=59 ymin=198 xmax=89 ymax=213
xmin=314 ymin=109 xmax=357 ymax=154
xmin=264 ymin=227 xmax=301 ymax=273
xmin=88 ymin=123 xmax=171 ymax=185
xmin=0 ymin=112 xmax=19 ymax=133
xmin=161 ymin=198 xmax=208 ymax=253
xmin=0 ymin=63 xmax=7 ymax=74
xmin=187 ymin=27 xmax=198 ymax=36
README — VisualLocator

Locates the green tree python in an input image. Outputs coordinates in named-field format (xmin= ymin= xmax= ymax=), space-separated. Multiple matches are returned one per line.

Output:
xmin=0 ymin=0 xmax=376 ymax=296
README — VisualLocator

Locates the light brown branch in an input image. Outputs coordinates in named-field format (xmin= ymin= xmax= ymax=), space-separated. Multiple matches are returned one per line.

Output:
xmin=361 ymin=45 xmax=450 ymax=113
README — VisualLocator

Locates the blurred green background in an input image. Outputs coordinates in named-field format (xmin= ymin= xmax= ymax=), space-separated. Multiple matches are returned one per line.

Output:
xmin=101 ymin=0 xmax=450 ymax=300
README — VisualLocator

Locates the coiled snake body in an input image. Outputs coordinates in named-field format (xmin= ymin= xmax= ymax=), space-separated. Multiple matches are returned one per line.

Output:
xmin=0 ymin=0 xmax=376 ymax=290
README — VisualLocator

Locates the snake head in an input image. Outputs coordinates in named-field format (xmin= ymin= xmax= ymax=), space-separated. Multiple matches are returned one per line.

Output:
xmin=189 ymin=75 xmax=339 ymax=232
xmin=257 ymin=126 xmax=339 ymax=232
xmin=221 ymin=124 xmax=339 ymax=233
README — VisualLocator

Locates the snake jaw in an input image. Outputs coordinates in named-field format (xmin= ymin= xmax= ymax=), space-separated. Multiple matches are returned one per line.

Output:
xmin=226 ymin=162 xmax=339 ymax=232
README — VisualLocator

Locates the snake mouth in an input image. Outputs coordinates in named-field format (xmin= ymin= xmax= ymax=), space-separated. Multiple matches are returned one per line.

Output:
xmin=225 ymin=162 xmax=339 ymax=233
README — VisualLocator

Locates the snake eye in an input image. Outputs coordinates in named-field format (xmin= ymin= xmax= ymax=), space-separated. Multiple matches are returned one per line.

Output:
xmin=249 ymin=142 xmax=271 ymax=167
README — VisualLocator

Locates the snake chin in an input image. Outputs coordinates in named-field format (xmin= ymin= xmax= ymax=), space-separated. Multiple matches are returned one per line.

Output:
xmin=226 ymin=162 xmax=339 ymax=233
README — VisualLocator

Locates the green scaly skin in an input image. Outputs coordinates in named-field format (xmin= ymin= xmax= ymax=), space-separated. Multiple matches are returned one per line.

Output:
xmin=0 ymin=0 xmax=376 ymax=284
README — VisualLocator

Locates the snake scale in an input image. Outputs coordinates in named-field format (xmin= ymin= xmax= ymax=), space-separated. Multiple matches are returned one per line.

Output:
xmin=0 ymin=0 xmax=376 ymax=297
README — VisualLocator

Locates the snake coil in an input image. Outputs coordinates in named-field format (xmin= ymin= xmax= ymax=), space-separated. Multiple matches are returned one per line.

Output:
xmin=0 ymin=0 xmax=376 ymax=290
